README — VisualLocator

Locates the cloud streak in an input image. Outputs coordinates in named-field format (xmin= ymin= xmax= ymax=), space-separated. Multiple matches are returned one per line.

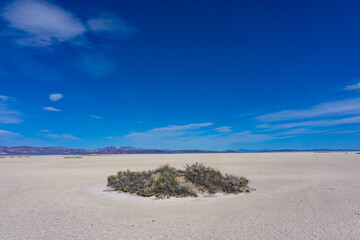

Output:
xmin=0 ymin=95 xmax=15 ymax=101
xmin=43 ymin=106 xmax=60 ymax=112
xmin=44 ymin=133 xmax=79 ymax=140
xmin=0 ymin=95 xmax=21 ymax=124
xmin=0 ymin=129 xmax=22 ymax=145
xmin=1 ymin=0 xmax=136 ymax=47
xmin=91 ymin=115 xmax=103 ymax=119
xmin=0 ymin=129 xmax=21 ymax=137
xmin=87 ymin=13 xmax=136 ymax=38
xmin=345 ymin=81 xmax=360 ymax=91
xmin=49 ymin=93 xmax=63 ymax=101
xmin=258 ymin=115 xmax=360 ymax=130
xmin=126 ymin=122 xmax=214 ymax=138
xmin=214 ymin=126 xmax=232 ymax=133
xmin=1 ymin=0 xmax=86 ymax=46
xmin=119 ymin=122 xmax=280 ymax=150
xmin=257 ymin=98 xmax=360 ymax=122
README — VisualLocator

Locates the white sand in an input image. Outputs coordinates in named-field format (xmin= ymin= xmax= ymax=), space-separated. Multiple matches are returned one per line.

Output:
xmin=1 ymin=153 xmax=360 ymax=239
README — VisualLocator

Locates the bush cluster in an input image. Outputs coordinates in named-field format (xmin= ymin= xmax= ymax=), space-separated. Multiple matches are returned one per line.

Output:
xmin=184 ymin=163 xmax=249 ymax=193
xmin=107 ymin=163 xmax=250 ymax=198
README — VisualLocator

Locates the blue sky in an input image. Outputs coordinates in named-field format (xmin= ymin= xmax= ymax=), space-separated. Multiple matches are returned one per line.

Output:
xmin=1 ymin=0 xmax=360 ymax=150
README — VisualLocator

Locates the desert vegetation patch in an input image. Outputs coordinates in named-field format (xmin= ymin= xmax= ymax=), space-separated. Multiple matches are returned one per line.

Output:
xmin=107 ymin=163 xmax=251 ymax=198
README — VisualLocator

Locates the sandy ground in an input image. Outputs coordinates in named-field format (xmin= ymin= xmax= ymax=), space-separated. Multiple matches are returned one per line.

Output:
xmin=0 ymin=153 xmax=360 ymax=240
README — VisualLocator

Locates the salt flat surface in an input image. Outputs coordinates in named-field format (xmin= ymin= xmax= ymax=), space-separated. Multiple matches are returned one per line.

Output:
xmin=1 ymin=153 xmax=360 ymax=239
xmin=89 ymin=184 xmax=246 ymax=205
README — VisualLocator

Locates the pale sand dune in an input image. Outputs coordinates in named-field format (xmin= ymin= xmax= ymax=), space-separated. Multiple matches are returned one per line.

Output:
xmin=0 ymin=153 xmax=360 ymax=239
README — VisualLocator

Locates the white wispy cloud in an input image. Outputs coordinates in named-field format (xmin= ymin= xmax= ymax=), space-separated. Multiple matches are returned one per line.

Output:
xmin=124 ymin=123 xmax=213 ymax=140
xmin=0 ymin=95 xmax=21 ymax=124
xmin=1 ymin=0 xmax=86 ymax=46
xmin=49 ymin=93 xmax=63 ymax=101
xmin=152 ymin=122 xmax=213 ymax=131
xmin=91 ymin=115 xmax=103 ymax=119
xmin=213 ymin=131 xmax=276 ymax=143
xmin=0 ymin=129 xmax=22 ymax=145
xmin=163 ymin=131 xmax=277 ymax=150
xmin=0 ymin=129 xmax=21 ymax=137
xmin=344 ymin=81 xmax=360 ymax=91
xmin=0 ymin=112 xmax=22 ymax=124
xmin=115 ymin=122 xmax=282 ymax=150
xmin=0 ymin=95 xmax=15 ymax=101
xmin=126 ymin=122 xmax=214 ymax=138
xmin=1 ymin=0 xmax=136 ymax=47
xmin=333 ymin=130 xmax=359 ymax=134
xmin=44 ymin=133 xmax=78 ymax=140
xmin=257 ymin=98 xmax=360 ymax=122
xmin=214 ymin=126 xmax=232 ymax=133
xmin=87 ymin=13 xmax=136 ymax=37
xmin=121 ymin=127 xmax=277 ymax=150
xmin=43 ymin=106 xmax=60 ymax=111
xmin=258 ymin=115 xmax=360 ymax=130
xmin=40 ymin=129 xmax=50 ymax=132
xmin=274 ymin=128 xmax=328 ymax=136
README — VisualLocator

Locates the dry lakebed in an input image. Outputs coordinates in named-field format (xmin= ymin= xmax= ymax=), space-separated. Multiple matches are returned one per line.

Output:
xmin=1 ymin=152 xmax=360 ymax=239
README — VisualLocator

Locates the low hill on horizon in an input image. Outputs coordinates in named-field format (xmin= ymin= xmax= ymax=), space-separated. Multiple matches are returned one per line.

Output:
xmin=0 ymin=146 xmax=358 ymax=155
xmin=0 ymin=146 xmax=218 ymax=155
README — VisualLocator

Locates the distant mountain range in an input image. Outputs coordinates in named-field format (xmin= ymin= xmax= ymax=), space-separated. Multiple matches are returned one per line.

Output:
xmin=0 ymin=146 xmax=359 ymax=155
xmin=0 ymin=146 xmax=218 ymax=155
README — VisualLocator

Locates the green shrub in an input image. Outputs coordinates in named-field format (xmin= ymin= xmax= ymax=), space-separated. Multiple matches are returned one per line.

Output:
xmin=107 ymin=163 xmax=250 ymax=198
xmin=184 ymin=163 xmax=223 ymax=193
